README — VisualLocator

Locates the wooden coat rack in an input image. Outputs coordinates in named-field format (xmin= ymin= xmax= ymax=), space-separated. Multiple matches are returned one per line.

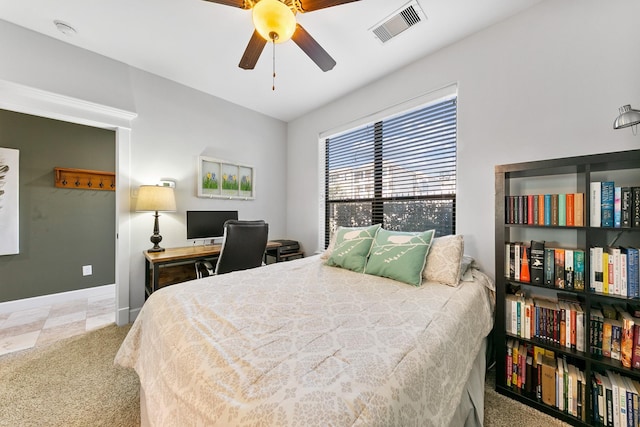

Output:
xmin=54 ymin=167 xmax=116 ymax=191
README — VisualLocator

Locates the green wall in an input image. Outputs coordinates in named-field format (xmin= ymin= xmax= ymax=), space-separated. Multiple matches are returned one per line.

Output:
xmin=0 ymin=109 xmax=115 ymax=303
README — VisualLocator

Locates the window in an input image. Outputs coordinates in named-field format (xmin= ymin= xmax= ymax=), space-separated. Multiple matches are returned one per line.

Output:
xmin=324 ymin=97 xmax=457 ymax=247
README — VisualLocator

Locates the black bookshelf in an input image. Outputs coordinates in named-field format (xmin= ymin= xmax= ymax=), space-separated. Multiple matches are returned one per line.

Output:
xmin=494 ymin=149 xmax=640 ymax=426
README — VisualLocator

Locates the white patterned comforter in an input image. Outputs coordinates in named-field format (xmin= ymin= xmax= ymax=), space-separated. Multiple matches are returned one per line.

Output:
xmin=115 ymin=255 xmax=494 ymax=426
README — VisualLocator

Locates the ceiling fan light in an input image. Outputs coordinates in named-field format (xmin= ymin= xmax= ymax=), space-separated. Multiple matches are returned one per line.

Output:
xmin=252 ymin=0 xmax=296 ymax=43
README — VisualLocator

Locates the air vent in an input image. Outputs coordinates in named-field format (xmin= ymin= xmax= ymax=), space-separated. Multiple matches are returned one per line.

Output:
xmin=370 ymin=0 xmax=426 ymax=44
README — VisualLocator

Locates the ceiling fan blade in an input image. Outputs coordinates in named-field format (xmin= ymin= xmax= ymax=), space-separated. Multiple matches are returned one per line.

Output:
xmin=297 ymin=0 xmax=360 ymax=12
xmin=201 ymin=0 xmax=250 ymax=9
xmin=239 ymin=30 xmax=267 ymax=70
xmin=291 ymin=24 xmax=336 ymax=72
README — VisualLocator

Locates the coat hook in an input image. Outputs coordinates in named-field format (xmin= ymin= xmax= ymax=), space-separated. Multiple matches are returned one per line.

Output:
xmin=62 ymin=177 xmax=68 ymax=186
xmin=99 ymin=179 xmax=104 ymax=188
xmin=87 ymin=178 xmax=92 ymax=188
xmin=75 ymin=177 xmax=81 ymax=187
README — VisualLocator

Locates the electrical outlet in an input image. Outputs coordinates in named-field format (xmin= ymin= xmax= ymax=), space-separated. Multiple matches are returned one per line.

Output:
xmin=82 ymin=265 xmax=92 ymax=276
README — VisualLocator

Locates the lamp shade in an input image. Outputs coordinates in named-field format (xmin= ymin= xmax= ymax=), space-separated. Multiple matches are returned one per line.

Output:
xmin=136 ymin=185 xmax=176 ymax=212
xmin=613 ymin=105 xmax=640 ymax=129
xmin=252 ymin=0 xmax=296 ymax=43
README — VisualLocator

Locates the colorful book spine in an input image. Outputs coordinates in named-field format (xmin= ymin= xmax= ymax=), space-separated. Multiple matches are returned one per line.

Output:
xmin=626 ymin=247 xmax=639 ymax=298
xmin=564 ymin=249 xmax=574 ymax=290
xmin=566 ymin=193 xmax=575 ymax=226
xmin=621 ymin=187 xmax=632 ymax=228
xmin=574 ymin=192 xmax=584 ymax=227
xmin=591 ymin=247 xmax=604 ymax=293
xmin=544 ymin=194 xmax=552 ymax=226
xmin=538 ymin=194 xmax=545 ymax=225
xmin=544 ymin=248 xmax=555 ymax=287
xmin=574 ymin=250 xmax=585 ymax=291
xmin=530 ymin=240 xmax=545 ymax=286
xmin=555 ymin=249 xmax=565 ymax=289
xmin=615 ymin=186 xmax=622 ymax=228
xmin=601 ymin=181 xmax=614 ymax=227
xmin=558 ymin=194 xmax=566 ymax=226
xmin=633 ymin=187 xmax=640 ymax=227
xmin=591 ymin=182 xmax=602 ymax=227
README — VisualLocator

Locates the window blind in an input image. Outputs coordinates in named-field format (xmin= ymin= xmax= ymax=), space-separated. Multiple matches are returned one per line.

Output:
xmin=325 ymin=98 xmax=457 ymax=246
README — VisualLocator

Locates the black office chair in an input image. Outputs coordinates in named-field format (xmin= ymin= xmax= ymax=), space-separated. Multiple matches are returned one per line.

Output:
xmin=214 ymin=220 xmax=269 ymax=275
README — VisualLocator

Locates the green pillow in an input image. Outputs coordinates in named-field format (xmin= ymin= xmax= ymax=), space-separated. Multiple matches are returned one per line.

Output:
xmin=325 ymin=224 xmax=381 ymax=273
xmin=365 ymin=228 xmax=435 ymax=286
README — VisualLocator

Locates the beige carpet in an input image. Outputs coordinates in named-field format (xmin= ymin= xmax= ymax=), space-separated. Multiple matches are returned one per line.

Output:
xmin=0 ymin=324 xmax=139 ymax=427
xmin=0 ymin=324 xmax=569 ymax=426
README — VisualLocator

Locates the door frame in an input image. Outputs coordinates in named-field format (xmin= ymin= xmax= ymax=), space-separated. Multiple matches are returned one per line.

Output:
xmin=0 ymin=79 xmax=136 ymax=326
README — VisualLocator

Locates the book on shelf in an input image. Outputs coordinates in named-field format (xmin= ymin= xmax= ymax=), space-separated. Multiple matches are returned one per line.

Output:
xmin=602 ymin=319 xmax=613 ymax=358
xmin=538 ymin=194 xmax=545 ymax=225
xmin=558 ymin=194 xmax=566 ymax=227
xmin=610 ymin=318 xmax=622 ymax=361
xmin=541 ymin=355 xmax=556 ymax=406
xmin=603 ymin=252 xmax=609 ymax=294
xmin=530 ymin=240 xmax=545 ymax=285
xmin=551 ymin=194 xmax=559 ymax=226
xmin=622 ymin=187 xmax=632 ymax=228
xmin=615 ymin=186 xmax=622 ymax=228
xmin=522 ymin=196 xmax=528 ymax=225
xmin=619 ymin=310 xmax=635 ymax=368
xmin=632 ymin=322 xmax=640 ymax=369
xmin=574 ymin=249 xmax=585 ymax=290
xmin=591 ymin=247 xmax=604 ymax=293
xmin=623 ymin=247 xmax=639 ymax=298
xmin=590 ymin=308 xmax=604 ymax=356
xmin=575 ymin=303 xmax=585 ymax=352
xmin=554 ymin=249 xmax=565 ymax=289
xmin=520 ymin=245 xmax=530 ymax=283
xmin=564 ymin=249 xmax=574 ymax=290
xmin=591 ymin=182 xmax=602 ymax=227
xmin=608 ymin=247 xmax=621 ymax=295
xmin=566 ymin=193 xmax=575 ymax=226
xmin=514 ymin=242 xmax=521 ymax=281
xmin=601 ymin=181 xmax=615 ymax=228
xmin=633 ymin=187 xmax=640 ymax=227
xmin=528 ymin=194 xmax=534 ymax=225
xmin=544 ymin=194 xmax=552 ymax=226
xmin=544 ymin=248 xmax=555 ymax=287
xmin=574 ymin=192 xmax=584 ymax=227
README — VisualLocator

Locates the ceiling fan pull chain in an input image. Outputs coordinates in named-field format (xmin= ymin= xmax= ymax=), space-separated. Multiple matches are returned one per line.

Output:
xmin=272 ymin=39 xmax=276 ymax=91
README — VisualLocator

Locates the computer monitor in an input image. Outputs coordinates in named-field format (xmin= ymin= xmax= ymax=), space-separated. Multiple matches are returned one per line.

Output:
xmin=186 ymin=210 xmax=238 ymax=242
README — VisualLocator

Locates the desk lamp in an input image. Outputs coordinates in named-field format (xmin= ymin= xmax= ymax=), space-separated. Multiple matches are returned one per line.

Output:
xmin=136 ymin=185 xmax=176 ymax=252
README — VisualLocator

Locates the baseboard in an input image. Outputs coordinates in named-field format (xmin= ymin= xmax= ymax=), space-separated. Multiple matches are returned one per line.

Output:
xmin=128 ymin=307 xmax=141 ymax=323
xmin=0 ymin=284 xmax=115 ymax=314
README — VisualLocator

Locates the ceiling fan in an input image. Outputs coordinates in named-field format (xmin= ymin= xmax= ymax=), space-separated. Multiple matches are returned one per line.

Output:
xmin=202 ymin=0 xmax=361 ymax=72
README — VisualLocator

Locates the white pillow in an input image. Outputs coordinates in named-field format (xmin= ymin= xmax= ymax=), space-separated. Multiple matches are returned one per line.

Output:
xmin=423 ymin=234 xmax=464 ymax=286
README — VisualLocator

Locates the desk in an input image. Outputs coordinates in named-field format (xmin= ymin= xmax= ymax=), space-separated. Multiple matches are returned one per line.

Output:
xmin=144 ymin=242 xmax=281 ymax=297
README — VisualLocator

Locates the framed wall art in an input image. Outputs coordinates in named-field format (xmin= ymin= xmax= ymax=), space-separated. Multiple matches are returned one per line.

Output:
xmin=197 ymin=156 xmax=254 ymax=200
xmin=0 ymin=147 xmax=19 ymax=255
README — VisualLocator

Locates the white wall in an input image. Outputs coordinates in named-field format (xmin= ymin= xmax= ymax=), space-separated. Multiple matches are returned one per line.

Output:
xmin=286 ymin=0 xmax=640 ymax=278
xmin=0 ymin=20 xmax=288 ymax=313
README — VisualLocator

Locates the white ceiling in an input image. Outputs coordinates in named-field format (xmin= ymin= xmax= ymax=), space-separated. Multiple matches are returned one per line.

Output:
xmin=0 ymin=0 xmax=542 ymax=122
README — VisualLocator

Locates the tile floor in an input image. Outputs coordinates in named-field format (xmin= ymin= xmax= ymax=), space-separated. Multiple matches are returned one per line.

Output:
xmin=0 ymin=293 xmax=115 ymax=356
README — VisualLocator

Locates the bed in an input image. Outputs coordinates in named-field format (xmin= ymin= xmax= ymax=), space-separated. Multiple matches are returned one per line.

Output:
xmin=115 ymin=234 xmax=495 ymax=427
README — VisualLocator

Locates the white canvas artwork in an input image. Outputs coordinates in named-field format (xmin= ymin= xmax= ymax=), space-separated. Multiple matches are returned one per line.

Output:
xmin=0 ymin=147 xmax=19 ymax=256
